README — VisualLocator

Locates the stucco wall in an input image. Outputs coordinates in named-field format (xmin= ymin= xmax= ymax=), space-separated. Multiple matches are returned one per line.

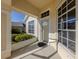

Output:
xmin=57 ymin=0 xmax=76 ymax=59
xmin=1 ymin=11 xmax=7 ymax=51
xmin=39 ymin=0 xmax=76 ymax=59
xmin=40 ymin=0 xmax=58 ymax=47
xmin=41 ymin=0 xmax=58 ymax=39
xmin=1 ymin=0 xmax=77 ymax=59
xmin=58 ymin=43 xmax=75 ymax=59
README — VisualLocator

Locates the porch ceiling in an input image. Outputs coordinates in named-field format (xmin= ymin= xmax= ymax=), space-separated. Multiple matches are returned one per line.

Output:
xmin=12 ymin=0 xmax=59 ymax=17
xmin=12 ymin=0 xmax=41 ymax=17
xmin=26 ymin=0 xmax=54 ymax=9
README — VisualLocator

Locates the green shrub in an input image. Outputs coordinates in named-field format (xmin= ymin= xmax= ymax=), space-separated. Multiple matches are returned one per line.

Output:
xmin=20 ymin=34 xmax=28 ymax=41
xmin=27 ymin=35 xmax=34 ymax=39
xmin=15 ymin=34 xmax=22 ymax=42
xmin=12 ymin=34 xmax=18 ymax=42
xmin=15 ymin=34 xmax=35 ymax=42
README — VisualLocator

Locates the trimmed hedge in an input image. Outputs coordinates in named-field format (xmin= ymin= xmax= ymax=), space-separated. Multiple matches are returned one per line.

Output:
xmin=12 ymin=34 xmax=18 ymax=42
xmin=12 ymin=34 xmax=35 ymax=42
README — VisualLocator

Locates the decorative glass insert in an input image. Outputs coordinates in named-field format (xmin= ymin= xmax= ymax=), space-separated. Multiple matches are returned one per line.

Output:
xmin=41 ymin=10 xmax=49 ymax=18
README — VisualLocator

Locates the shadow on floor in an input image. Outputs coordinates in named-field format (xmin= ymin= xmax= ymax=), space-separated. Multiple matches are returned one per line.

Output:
xmin=31 ymin=51 xmax=57 ymax=59
xmin=21 ymin=46 xmax=61 ymax=59
xmin=8 ymin=43 xmax=61 ymax=59
xmin=8 ymin=42 xmax=40 ymax=59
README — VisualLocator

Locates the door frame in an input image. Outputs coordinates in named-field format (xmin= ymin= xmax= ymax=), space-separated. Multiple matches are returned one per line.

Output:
xmin=40 ymin=16 xmax=50 ymax=44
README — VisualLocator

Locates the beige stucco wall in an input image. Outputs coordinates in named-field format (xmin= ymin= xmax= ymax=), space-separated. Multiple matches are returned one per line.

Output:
xmin=1 ymin=1 xmax=11 ymax=59
xmin=39 ymin=0 xmax=76 ymax=59
xmin=58 ymin=43 xmax=75 ymax=59
xmin=57 ymin=0 xmax=76 ymax=59
xmin=40 ymin=0 xmax=58 ymax=39
xmin=39 ymin=0 xmax=58 ymax=48
xmin=1 ymin=11 xmax=7 ymax=51
xmin=1 ymin=0 xmax=77 ymax=59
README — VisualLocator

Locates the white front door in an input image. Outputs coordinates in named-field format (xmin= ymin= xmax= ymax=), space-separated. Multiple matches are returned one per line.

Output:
xmin=40 ymin=18 xmax=49 ymax=43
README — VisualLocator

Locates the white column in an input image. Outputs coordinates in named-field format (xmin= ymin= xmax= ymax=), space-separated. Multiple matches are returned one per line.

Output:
xmin=1 ymin=1 xmax=12 ymax=59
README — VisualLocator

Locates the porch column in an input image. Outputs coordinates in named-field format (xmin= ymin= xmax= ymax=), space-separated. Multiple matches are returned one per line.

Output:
xmin=1 ymin=0 xmax=12 ymax=59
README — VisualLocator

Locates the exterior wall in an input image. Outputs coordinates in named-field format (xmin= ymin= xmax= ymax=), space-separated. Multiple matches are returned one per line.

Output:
xmin=25 ymin=16 xmax=39 ymax=39
xmin=57 ymin=0 xmax=76 ymax=59
xmin=1 ymin=1 xmax=11 ymax=59
xmin=40 ymin=0 xmax=76 ymax=59
xmin=40 ymin=0 xmax=58 ymax=49
xmin=1 ymin=0 xmax=77 ymax=59
xmin=58 ymin=43 xmax=75 ymax=59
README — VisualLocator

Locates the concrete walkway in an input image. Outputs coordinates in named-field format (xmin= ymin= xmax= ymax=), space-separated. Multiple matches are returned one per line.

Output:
xmin=8 ymin=42 xmax=61 ymax=59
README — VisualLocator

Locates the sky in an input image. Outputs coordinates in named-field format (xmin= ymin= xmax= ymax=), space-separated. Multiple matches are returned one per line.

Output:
xmin=10 ymin=10 xmax=25 ymax=23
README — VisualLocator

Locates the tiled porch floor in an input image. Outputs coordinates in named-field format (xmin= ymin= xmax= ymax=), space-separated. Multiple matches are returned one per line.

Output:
xmin=8 ymin=42 xmax=61 ymax=59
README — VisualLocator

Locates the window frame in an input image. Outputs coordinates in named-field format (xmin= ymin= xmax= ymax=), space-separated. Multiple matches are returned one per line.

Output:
xmin=57 ymin=0 xmax=76 ymax=53
xmin=28 ymin=20 xmax=35 ymax=34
